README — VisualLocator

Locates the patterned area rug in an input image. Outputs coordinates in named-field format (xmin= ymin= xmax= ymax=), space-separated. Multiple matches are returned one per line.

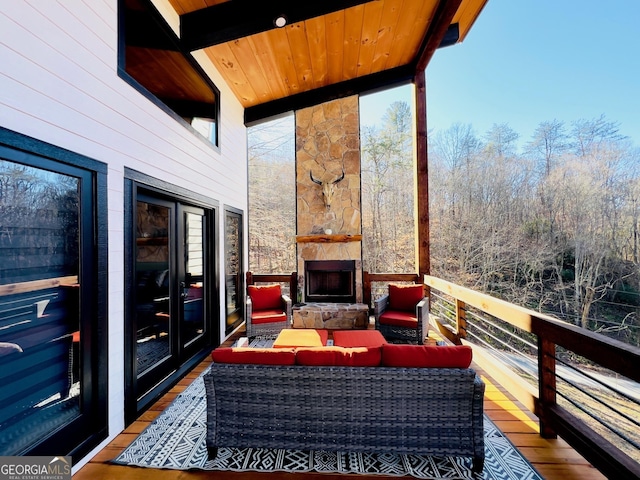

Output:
xmin=112 ymin=367 xmax=543 ymax=479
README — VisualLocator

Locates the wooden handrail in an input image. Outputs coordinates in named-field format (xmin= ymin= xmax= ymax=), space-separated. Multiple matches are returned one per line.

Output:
xmin=0 ymin=275 xmax=79 ymax=297
xmin=424 ymin=275 xmax=640 ymax=382
xmin=246 ymin=272 xmax=298 ymax=301
xmin=424 ymin=274 xmax=640 ymax=479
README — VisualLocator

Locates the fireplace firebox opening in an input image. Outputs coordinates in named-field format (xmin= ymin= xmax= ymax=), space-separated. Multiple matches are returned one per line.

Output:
xmin=305 ymin=260 xmax=356 ymax=303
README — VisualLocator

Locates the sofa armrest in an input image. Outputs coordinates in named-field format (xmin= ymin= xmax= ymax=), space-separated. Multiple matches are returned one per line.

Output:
xmin=281 ymin=295 xmax=292 ymax=319
xmin=245 ymin=297 xmax=253 ymax=323
xmin=373 ymin=294 xmax=389 ymax=329
xmin=416 ymin=297 xmax=430 ymax=341
xmin=472 ymin=374 xmax=486 ymax=472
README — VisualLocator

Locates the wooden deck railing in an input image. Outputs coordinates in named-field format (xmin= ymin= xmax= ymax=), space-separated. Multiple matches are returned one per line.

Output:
xmin=424 ymin=275 xmax=640 ymax=480
xmin=242 ymin=270 xmax=640 ymax=477
xmin=246 ymin=272 xmax=298 ymax=299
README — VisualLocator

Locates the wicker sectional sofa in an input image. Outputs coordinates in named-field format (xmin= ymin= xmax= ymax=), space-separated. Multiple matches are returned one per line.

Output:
xmin=204 ymin=336 xmax=486 ymax=472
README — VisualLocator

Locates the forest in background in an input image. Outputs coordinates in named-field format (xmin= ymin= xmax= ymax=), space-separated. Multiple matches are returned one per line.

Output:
xmin=248 ymin=104 xmax=640 ymax=347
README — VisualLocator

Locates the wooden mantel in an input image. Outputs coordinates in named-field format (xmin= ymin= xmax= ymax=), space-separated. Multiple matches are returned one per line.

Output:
xmin=296 ymin=234 xmax=362 ymax=243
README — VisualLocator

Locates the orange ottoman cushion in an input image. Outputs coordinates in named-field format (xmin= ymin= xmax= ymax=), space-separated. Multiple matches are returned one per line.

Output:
xmin=272 ymin=329 xmax=328 ymax=348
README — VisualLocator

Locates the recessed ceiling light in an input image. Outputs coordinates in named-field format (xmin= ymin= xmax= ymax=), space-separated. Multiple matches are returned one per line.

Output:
xmin=274 ymin=15 xmax=287 ymax=28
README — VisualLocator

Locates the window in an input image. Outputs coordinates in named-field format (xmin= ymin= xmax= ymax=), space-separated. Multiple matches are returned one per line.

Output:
xmin=0 ymin=128 xmax=107 ymax=459
xmin=224 ymin=207 xmax=244 ymax=334
xmin=118 ymin=0 xmax=220 ymax=148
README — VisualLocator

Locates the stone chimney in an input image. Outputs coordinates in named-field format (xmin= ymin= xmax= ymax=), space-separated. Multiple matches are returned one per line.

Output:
xmin=295 ymin=95 xmax=363 ymax=303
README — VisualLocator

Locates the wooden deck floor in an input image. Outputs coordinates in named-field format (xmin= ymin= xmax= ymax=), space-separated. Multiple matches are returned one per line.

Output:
xmin=73 ymin=331 xmax=607 ymax=480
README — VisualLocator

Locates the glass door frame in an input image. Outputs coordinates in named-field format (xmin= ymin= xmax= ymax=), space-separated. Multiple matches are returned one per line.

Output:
xmin=0 ymin=129 xmax=108 ymax=460
xmin=224 ymin=206 xmax=244 ymax=335
xmin=124 ymin=173 xmax=219 ymax=423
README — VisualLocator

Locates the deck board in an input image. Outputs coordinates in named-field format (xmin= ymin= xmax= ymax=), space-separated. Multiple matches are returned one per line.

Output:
xmin=72 ymin=329 xmax=606 ymax=480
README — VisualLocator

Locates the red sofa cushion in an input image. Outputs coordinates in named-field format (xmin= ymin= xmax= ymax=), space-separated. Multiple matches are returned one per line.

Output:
xmin=251 ymin=309 xmax=287 ymax=324
xmin=381 ymin=344 xmax=472 ymax=368
xmin=295 ymin=346 xmax=382 ymax=367
xmin=333 ymin=330 xmax=387 ymax=347
xmin=388 ymin=283 xmax=424 ymax=312
xmin=248 ymin=284 xmax=282 ymax=310
xmin=211 ymin=347 xmax=296 ymax=365
xmin=379 ymin=310 xmax=418 ymax=328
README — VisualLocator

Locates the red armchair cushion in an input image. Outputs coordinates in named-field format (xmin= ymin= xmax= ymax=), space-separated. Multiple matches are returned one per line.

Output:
xmin=333 ymin=330 xmax=387 ymax=347
xmin=381 ymin=344 xmax=473 ymax=368
xmin=251 ymin=309 xmax=287 ymax=325
xmin=295 ymin=346 xmax=382 ymax=367
xmin=388 ymin=283 xmax=424 ymax=312
xmin=379 ymin=310 xmax=418 ymax=328
xmin=211 ymin=347 xmax=296 ymax=365
xmin=248 ymin=284 xmax=282 ymax=310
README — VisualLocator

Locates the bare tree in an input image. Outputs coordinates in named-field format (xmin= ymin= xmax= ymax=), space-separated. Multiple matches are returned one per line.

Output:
xmin=247 ymin=116 xmax=296 ymax=274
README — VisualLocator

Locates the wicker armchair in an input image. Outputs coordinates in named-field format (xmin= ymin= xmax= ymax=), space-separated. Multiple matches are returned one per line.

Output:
xmin=374 ymin=283 xmax=429 ymax=343
xmin=245 ymin=284 xmax=291 ymax=338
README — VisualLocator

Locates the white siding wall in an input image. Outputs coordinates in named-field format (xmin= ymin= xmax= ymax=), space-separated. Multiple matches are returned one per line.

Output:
xmin=0 ymin=0 xmax=248 ymax=470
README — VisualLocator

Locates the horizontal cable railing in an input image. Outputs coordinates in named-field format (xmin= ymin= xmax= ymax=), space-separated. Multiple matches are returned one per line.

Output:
xmin=424 ymin=275 xmax=640 ymax=480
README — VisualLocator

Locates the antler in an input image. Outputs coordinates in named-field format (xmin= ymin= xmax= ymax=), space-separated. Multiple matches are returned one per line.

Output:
xmin=309 ymin=170 xmax=323 ymax=185
xmin=332 ymin=168 xmax=345 ymax=184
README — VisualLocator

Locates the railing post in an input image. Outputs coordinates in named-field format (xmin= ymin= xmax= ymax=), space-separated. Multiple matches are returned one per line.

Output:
xmin=456 ymin=299 xmax=467 ymax=339
xmin=363 ymin=271 xmax=371 ymax=310
xmin=538 ymin=337 xmax=558 ymax=438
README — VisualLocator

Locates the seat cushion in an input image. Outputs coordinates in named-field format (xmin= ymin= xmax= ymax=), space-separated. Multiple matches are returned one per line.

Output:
xmin=379 ymin=310 xmax=418 ymax=328
xmin=295 ymin=346 xmax=382 ymax=367
xmin=248 ymin=284 xmax=282 ymax=310
xmin=273 ymin=329 xmax=328 ymax=348
xmin=333 ymin=329 xmax=387 ymax=347
xmin=251 ymin=309 xmax=287 ymax=325
xmin=381 ymin=344 xmax=473 ymax=368
xmin=388 ymin=283 xmax=424 ymax=312
xmin=211 ymin=347 xmax=296 ymax=365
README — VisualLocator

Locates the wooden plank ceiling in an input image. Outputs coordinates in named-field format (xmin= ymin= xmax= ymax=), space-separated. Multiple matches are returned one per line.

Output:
xmin=160 ymin=0 xmax=488 ymax=123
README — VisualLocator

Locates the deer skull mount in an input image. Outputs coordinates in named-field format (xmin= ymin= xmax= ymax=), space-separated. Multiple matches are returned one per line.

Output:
xmin=310 ymin=168 xmax=345 ymax=209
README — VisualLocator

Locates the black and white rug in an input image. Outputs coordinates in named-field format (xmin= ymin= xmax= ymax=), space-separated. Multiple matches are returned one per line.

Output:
xmin=112 ymin=368 xmax=543 ymax=479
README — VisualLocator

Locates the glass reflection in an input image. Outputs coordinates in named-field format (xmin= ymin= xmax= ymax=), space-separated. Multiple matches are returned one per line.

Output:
xmin=0 ymin=159 xmax=81 ymax=455
xmin=135 ymin=201 xmax=171 ymax=375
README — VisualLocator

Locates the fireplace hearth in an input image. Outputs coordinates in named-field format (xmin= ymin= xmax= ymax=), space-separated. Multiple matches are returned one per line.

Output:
xmin=305 ymin=260 xmax=356 ymax=303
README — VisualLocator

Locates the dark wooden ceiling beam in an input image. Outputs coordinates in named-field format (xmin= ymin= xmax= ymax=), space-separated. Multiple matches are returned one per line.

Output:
xmin=439 ymin=23 xmax=460 ymax=49
xmin=414 ymin=0 xmax=464 ymax=72
xmin=180 ymin=0 xmax=377 ymax=51
xmin=244 ymin=65 xmax=414 ymax=125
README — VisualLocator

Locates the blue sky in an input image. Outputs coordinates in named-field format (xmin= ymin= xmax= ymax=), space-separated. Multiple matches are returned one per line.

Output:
xmin=361 ymin=0 xmax=640 ymax=149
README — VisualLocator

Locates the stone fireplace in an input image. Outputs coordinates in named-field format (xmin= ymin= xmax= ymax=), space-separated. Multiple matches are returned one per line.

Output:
xmin=305 ymin=260 xmax=356 ymax=303
xmin=295 ymin=95 xmax=363 ymax=305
